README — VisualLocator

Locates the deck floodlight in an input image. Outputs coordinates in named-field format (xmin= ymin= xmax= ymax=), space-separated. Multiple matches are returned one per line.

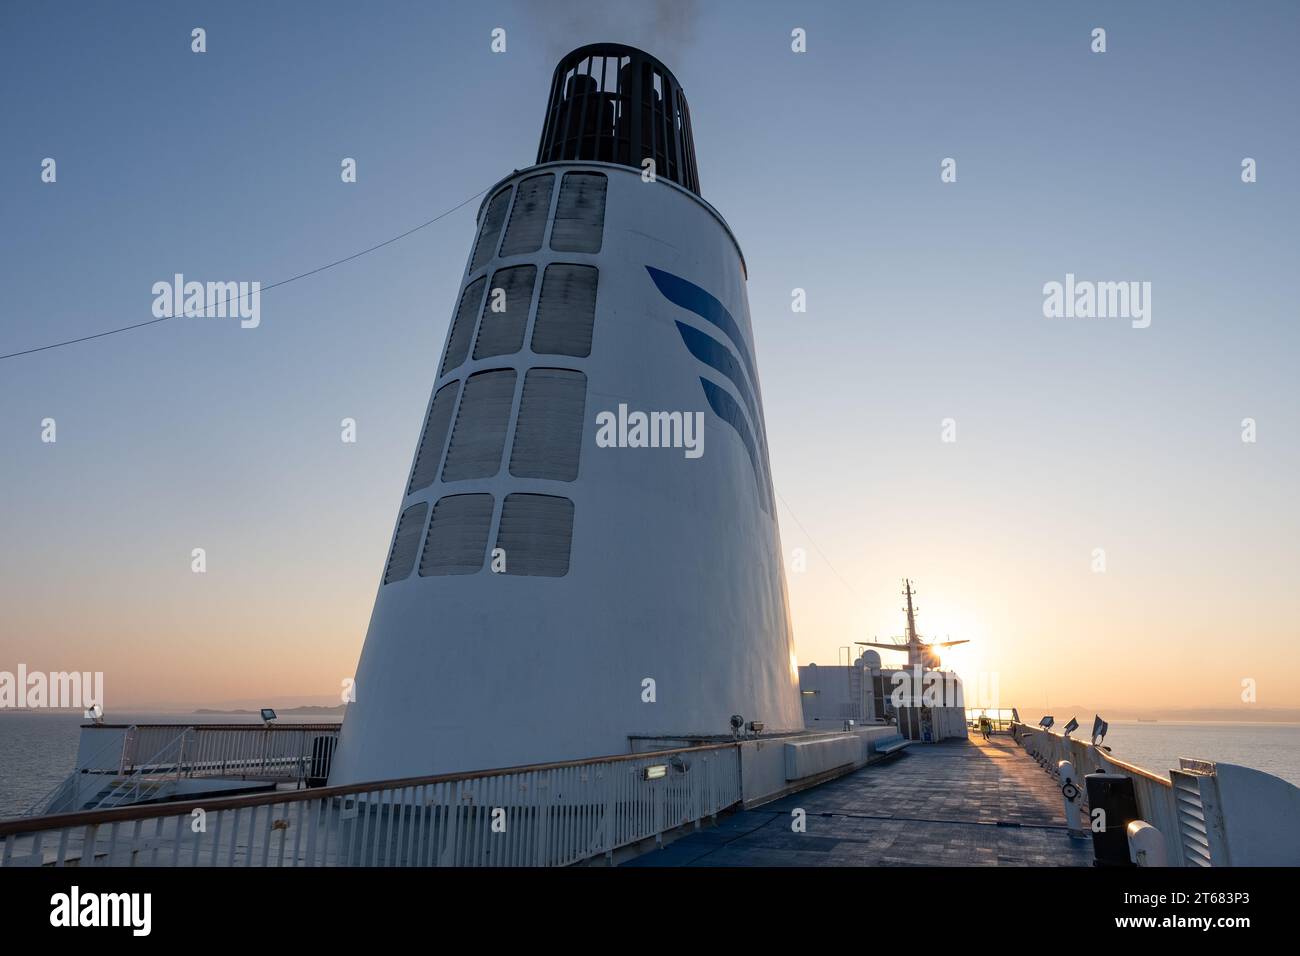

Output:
xmin=1063 ymin=717 xmax=1079 ymax=737
xmin=1039 ymin=715 xmax=1055 ymax=730
xmin=1091 ymin=715 xmax=1109 ymax=746
xmin=261 ymin=708 xmax=277 ymax=725
xmin=730 ymin=714 xmax=745 ymax=737
xmin=643 ymin=764 xmax=668 ymax=780
xmin=83 ymin=703 xmax=103 ymax=724
xmin=747 ymin=720 xmax=765 ymax=735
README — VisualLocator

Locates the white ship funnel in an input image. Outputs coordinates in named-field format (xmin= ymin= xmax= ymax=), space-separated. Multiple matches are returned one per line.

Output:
xmin=329 ymin=44 xmax=802 ymax=785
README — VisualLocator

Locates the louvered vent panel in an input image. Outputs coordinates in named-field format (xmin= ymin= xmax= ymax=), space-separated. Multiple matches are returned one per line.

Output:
xmin=496 ymin=494 xmax=574 ymax=577
xmin=419 ymin=494 xmax=494 ymax=575
xmin=441 ymin=369 xmax=517 ymax=481
xmin=473 ymin=265 xmax=536 ymax=360
xmin=470 ymin=188 xmax=512 ymax=273
xmin=383 ymin=502 xmax=428 ymax=585
xmin=532 ymin=264 xmax=597 ymax=357
xmin=499 ymin=174 xmax=554 ymax=256
xmin=440 ymin=277 xmax=487 ymax=377
xmin=407 ymin=380 xmax=459 ymax=494
xmin=510 ymin=368 xmax=587 ymax=481
xmin=550 ymin=172 xmax=607 ymax=253
xmin=1171 ymin=771 xmax=1213 ymax=867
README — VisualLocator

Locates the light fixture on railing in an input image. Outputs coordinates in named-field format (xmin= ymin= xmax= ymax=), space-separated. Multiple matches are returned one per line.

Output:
xmin=1063 ymin=717 xmax=1079 ymax=738
xmin=643 ymin=764 xmax=668 ymax=780
xmin=1039 ymin=715 xmax=1055 ymax=730
xmin=1091 ymin=714 xmax=1109 ymax=746
xmin=83 ymin=704 xmax=103 ymax=725
xmin=261 ymin=708 xmax=277 ymax=727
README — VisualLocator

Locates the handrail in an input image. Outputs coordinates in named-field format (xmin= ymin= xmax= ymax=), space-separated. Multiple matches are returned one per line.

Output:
xmin=82 ymin=722 xmax=342 ymax=731
xmin=0 ymin=740 xmax=742 ymax=838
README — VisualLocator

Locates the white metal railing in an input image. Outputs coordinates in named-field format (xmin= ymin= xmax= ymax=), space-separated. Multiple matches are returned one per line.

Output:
xmin=83 ymin=723 xmax=340 ymax=779
xmin=0 ymin=743 xmax=742 ymax=867
xmin=21 ymin=724 xmax=343 ymax=818
xmin=1012 ymin=722 xmax=1190 ymax=865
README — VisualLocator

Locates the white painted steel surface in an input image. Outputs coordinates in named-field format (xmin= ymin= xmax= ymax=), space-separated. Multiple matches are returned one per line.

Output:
xmin=330 ymin=162 xmax=802 ymax=785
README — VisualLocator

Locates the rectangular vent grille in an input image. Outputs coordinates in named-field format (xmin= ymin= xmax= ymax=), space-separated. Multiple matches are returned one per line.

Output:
xmin=550 ymin=172 xmax=607 ymax=253
xmin=510 ymin=368 xmax=587 ymax=481
xmin=383 ymin=502 xmax=428 ymax=584
xmin=419 ymin=494 xmax=494 ymax=575
xmin=532 ymin=263 xmax=597 ymax=358
xmin=473 ymin=265 xmax=536 ymax=360
xmin=498 ymin=173 xmax=554 ymax=257
xmin=441 ymin=368 xmax=517 ymax=481
xmin=440 ymin=277 xmax=486 ymax=377
xmin=495 ymin=493 xmax=574 ymax=577
xmin=407 ymin=380 xmax=460 ymax=494
xmin=1171 ymin=771 xmax=1213 ymax=867
xmin=470 ymin=188 xmax=512 ymax=273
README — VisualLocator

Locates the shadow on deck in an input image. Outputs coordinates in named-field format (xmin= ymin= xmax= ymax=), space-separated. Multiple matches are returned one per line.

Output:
xmin=623 ymin=734 xmax=1095 ymax=867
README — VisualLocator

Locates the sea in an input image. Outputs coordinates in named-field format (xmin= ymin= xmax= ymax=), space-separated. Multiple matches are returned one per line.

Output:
xmin=1 ymin=712 xmax=1297 ymax=819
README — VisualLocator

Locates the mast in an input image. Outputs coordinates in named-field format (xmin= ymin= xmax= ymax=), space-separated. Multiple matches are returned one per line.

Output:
xmin=903 ymin=578 xmax=919 ymax=668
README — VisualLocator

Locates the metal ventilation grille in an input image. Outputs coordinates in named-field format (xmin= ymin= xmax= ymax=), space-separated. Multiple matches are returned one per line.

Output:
xmin=510 ymin=368 xmax=587 ymax=481
xmin=1170 ymin=771 xmax=1214 ymax=867
xmin=441 ymin=368 xmax=517 ymax=481
xmin=440 ymin=277 xmax=487 ymax=377
xmin=496 ymin=493 xmax=574 ymax=577
xmin=499 ymin=173 xmax=554 ymax=257
xmin=550 ymin=172 xmax=607 ymax=253
xmin=470 ymin=188 xmax=512 ymax=273
xmin=407 ymin=380 xmax=460 ymax=494
xmin=383 ymin=502 xmax=428 ymax=585
xmin=532 ymin=264 xmax=598 ymax=357
xmin=418 ymin=494 xmax=494 ymax=576
xmin=473 ymin=265 xmax=536 ymax=360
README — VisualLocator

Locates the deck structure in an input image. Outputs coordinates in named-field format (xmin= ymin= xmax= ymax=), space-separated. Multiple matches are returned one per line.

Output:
xmin=624 ymin=734 xmax=1094 ymax=866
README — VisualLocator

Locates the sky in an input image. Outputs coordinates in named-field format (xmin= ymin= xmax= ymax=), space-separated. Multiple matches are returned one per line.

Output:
xmin=1 ymin=1 xmax=1297 ymax=714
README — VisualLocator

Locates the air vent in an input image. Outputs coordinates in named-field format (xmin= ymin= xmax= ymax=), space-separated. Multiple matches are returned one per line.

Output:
xmin=532 ymin=264 xmax=598 ymax=358
xmin=441 ymin=368 xmax=517 ymax=481
xmin=495 ymin=493 xmax=575 ymax=577
xmin=473 ymin=265 xmax=536 ymax=360
xmin=551 ymin=172 xmax=607 ymax=253
xmin=441 ymin=277 xmax=487 ymax=377
xmin=383 ymin=502 xmax=428 ymax=585
xmin=419 ymin=494 xmax=494 ymax=576
xmin=510 ymin=368 xmax=587 ymax=481
xmin=499 ymin=173 xmax=554 ymax=257
xmin=407 ymin=380 xmax=460 ymax=494
xmin=1170 ymin=770 xmax=1214 ymax=867
xmin=470 ymin=187 xmax=512 ymax=273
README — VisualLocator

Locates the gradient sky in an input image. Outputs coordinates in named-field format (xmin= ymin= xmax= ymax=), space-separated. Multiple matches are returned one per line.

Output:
xmin=1 ymin=1 xmax=1297 ymax=713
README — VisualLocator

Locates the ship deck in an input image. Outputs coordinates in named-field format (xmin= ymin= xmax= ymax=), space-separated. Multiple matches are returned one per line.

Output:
xmin=624 ymin=733 xmax=1095 ymax=867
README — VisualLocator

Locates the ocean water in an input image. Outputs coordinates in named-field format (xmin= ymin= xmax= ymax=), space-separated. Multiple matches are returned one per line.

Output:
xmin=0 ymin=711 xmax=340 ymax=819
xmin=1 ymin=712 xmax=1297 ymax=819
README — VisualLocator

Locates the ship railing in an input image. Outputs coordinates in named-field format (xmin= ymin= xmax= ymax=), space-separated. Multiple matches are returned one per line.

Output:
xmin=0 ymin=742 xmax=743 ymax=868
xmin=1011 ymin=722 xmax=1187 ymax=865
xmin=76 ymin=723 xmax=342 ymax=782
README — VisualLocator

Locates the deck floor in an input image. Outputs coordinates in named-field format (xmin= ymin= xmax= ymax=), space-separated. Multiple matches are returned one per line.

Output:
xmin=623 ymin=733 xmax=1095 ymax=867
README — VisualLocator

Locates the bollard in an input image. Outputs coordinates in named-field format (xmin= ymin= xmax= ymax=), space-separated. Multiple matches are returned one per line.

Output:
xmin=1057 ymin=759 xmax=1084 ymax=837
xmin=1127 ymin=820 xmax=1168 ymax=866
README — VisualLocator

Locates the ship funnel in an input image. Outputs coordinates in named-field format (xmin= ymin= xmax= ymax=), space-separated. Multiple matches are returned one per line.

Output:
xmin=537 ymin=44 xmax=701 ymax=195
xmin=326 ymin=45 xmax=798 ymax=786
